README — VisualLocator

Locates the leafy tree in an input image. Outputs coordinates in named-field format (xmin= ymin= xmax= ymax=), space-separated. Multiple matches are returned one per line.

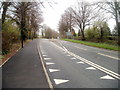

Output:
xmin=96 ymin=0 xmax=120 ymax=44
xmin=94 ymin=21 xmax=111 ymax=40
xmin=85 ymin=21 xmax=110 ymax=41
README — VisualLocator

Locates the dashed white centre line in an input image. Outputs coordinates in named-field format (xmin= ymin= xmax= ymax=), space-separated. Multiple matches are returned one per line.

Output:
xmin=98 ymin=53 xmax=119 ymax=60
xmin=74 ymin=46 xmax=87 ymax=50
xmin=51 ymin=41 xmax=120 ymax=80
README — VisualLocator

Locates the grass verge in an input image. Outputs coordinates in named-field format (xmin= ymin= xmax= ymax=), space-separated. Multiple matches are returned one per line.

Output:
xmin=61 ymin=38 xmax=119 ymax=51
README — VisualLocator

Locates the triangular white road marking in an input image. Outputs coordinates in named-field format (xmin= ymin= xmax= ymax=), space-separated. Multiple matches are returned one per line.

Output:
xmin=46 ymin=62 xmax=55 ymax=65
xmin=100 ymin=75 xmax=115 ymax=80
xmin=43 ymin=55 xmax=47 ymax=56
xmin=86 ymin=67 xmax=96 ymax=70
xmin=42 ymin=52 xmax=47 ymax=54
xmin=49 ymin=69 xmax=60 ymax=72
xmin=77 ymin=61 xmax=84 ymax=64
xmin=44 ymin=58 xmax=51 ymax=60
xmin=71 ymin=57 xmax=76 ymax=59
xmin=54 ymin=79 xmax=69 ymax=85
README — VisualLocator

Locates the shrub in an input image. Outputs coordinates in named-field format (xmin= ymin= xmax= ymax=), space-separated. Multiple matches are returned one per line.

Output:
xmin=2 ymin=20 xmax=20 ymax=55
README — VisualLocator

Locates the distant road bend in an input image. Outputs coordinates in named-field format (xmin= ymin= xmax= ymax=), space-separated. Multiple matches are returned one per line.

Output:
xmin=38 ymin=39 xmax=119 ymax=88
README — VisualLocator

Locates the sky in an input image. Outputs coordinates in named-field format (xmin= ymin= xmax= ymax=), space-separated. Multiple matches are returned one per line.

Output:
xmin=41 ymin=0 xmax=116 ymax=32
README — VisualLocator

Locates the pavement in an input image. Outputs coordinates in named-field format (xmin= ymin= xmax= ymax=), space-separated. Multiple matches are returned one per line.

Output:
xmin=39 ymin=39 xmax=119 ymax=89
xmin=2 ymin=39 xmax=50 ymax=89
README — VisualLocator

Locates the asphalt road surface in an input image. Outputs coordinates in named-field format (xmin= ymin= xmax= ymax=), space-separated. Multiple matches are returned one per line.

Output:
xmin=2 ymin=39 xmax=49 ymax=88
xmin=38 ymin=39 xmax=119 ymax=89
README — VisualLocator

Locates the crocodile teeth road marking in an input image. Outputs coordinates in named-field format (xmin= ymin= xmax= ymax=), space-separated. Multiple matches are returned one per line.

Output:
xmin=86 ymin=67 xmax=96 ymax=70
xmin=100 ymin=75 xmax=115 ymax=80
xmin=49 ymin=69 xmax=60 ymax=72
xmin=54 ymin=79 xmax=69 ymax=85
xmin=74 ymin=46 xmax=87 ymax=50
xmin=43 ymin=55 xmax=47 ymax=57
xmin=42 ymin=52 xmax=47 ymax=54
xmin=46 ymin=62 xmax=55 ymax=65
xmin=71 ymin=57 xmax=76 ymax=59
xmin=77 ymin=61 xmax=85 ymax=64
xmin=98 ymin=53 xmax=119 ymax=60
xmin=44 ymin=58 xmax=51 ymax=60
xmin=51 ymin=41 xmax=120 ymax=79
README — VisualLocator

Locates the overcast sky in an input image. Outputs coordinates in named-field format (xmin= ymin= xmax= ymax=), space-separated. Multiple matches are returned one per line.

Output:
xmin=41 ymin=0 xmax=116 ymax=32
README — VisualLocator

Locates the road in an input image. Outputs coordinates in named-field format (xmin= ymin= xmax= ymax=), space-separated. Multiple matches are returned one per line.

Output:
xmin=2 ymin=39 xmax=49 ymax=88
xmin=38 ymin=39 xmax=119 ymax=88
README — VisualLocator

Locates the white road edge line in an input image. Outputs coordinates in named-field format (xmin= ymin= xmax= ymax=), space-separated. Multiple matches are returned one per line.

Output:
xmin=51 ymin=41 xmax=120 ymax=80
xmin=37 ymin=46 xmax=54 ymax=89
xmin=98 ymin=53 xmax=120 ymax=60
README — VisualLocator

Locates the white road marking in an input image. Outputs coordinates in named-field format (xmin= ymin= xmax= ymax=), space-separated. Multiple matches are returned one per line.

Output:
xmin=49 ymin=69 xmax=60 ymax=72
xmin=100 ymin=75 xmax=115 ymax=80
xmin=98 ymin=53 xmax=119 ymax=60
xmin=44 ymin=58 xmax=51 ymax=60
xmin=43 ymin=55 xmax=47 ymax=57
xmin=51 ymin=42 xmax=120 ymax=79
xmin=38 ymin=47 xmax=53 ymax=89
xmin=74 ymin=46 xmax=87 ymax=50
xmin=77 ymin=61 xmax=85 ymax=64
xmin=71 ymin=57 xmax=76 ymax=59
xmin=86 ymin=67 xmax=96 ymax=70
xmin=46 ymin=62 xmax=55 ymax=65
xmin=41 ymin=51 xmax=47 ymax=54
xmin=54 ymin=79 xmax=69 ymax=85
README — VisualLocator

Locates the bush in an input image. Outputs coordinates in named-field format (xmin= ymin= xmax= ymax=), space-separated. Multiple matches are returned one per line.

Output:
xmin=2 ymin=20 xmax=20 ymax=55
xmin=85 ymin=27 xmax=100 ymax=40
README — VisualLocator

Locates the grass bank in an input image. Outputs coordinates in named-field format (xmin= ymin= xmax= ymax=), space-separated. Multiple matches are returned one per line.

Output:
xmin=61 ymin=39 xmax=119 ymax=51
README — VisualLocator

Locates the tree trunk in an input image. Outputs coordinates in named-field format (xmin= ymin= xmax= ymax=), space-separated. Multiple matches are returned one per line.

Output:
xmin=21 ymin=30 xmax=24 ymax=48
xmin=114 ymin=2 xmax=120 ymax=45
xmin=100 ymin=27 xmax=104 ymax=42
xmin=2 ymin=2 xmax=11 ymax=24
xmin=81 ymin=30 xmax=86 ymax=40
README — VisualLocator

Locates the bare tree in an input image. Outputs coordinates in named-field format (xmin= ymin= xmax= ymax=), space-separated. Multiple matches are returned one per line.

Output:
xmin=58 ymin=7 xmax=75 ymax=38
xmin=72 ymin=2 xmax=96 ymax=40
xmin=10 ymin=2 xmax=43 ymax=48
xmin=1 ymin=2 xmax=11 ymax=24
xmin=96 ymin=0 xmax=120 ymax=44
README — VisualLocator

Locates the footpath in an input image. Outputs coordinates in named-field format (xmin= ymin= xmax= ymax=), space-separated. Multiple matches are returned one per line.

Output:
xmin=2 ymin=39 xmax=50 ymax=89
